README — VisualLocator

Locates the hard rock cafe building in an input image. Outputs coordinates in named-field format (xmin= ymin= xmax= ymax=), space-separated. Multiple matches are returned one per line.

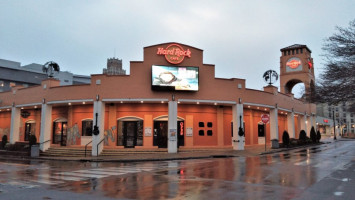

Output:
xmin=0 ymin=43 xmax=316 ymax=155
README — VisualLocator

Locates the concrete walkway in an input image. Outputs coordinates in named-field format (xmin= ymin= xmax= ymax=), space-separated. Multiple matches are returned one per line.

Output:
xmin=0 ymin=136 xmax=342 ymax=163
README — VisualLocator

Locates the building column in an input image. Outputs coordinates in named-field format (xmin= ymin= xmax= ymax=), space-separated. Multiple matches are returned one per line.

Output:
xmin=40 ymin=104 xmax=52 ymax=151
xmin=269 ymin=106 xmax=279 ymax=142
xmin=300 ymin=114 xmax=308 ymax=135
xmin=9 ymin=106 xmax=21 ymax=144
xmin=307 ymin=116 xmax=312 ymax=136
xmin=92 ymin=101 xmax=105 ymax=156
xmin=287 ymin=111 xmax=295 ymax=138
xmin=311 ymin=114 xmax=316 ymax=130
xmin=217 ymin=106 xmax=224 ymax=147
xmin=272 ymin=105 xmax=279 ymax=148
xmin=232 ymin=103 xmax=244 ymax=150
xmin=168 ymin=101 xmax=177 ymax=153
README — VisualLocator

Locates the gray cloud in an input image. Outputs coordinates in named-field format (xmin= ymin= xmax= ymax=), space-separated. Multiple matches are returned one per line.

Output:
xmin=1 ymin=0 xmax=354 ymax=96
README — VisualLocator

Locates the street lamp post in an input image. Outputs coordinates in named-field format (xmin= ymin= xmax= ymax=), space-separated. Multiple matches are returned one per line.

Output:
xmin=333 ymin=109 xmax=336 ymax=140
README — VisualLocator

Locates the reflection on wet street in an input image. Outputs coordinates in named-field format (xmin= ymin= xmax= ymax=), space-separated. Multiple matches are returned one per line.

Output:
xmin=0 ymin=140 xmax=355 ymax=199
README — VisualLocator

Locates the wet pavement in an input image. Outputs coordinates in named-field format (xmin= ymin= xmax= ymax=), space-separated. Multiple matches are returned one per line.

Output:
xmin=0 ymin=139 xmax=354 ymax=200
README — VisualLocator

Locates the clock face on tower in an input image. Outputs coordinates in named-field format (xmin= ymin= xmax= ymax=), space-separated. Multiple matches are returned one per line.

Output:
xmin=286 ymin=57 xmax=302 ymax=72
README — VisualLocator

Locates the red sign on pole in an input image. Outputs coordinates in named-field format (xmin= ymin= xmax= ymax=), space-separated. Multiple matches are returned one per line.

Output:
xmin=261 ymin=114 xmax=270 ymax=124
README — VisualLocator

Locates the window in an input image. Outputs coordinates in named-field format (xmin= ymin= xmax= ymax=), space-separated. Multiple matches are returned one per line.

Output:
xmin=207 ymin=122 xmax=213 ymax=128
xmin=343 ymin=113 xmax=346 ymax=118
xmin=300 ymin=49 xmax=303 ymax=53
xmin=199 ymin=130 xmax=204 ymax=136
xmin=288 ymin=50 xmax=290 ymax=55
xmin=207 ymin=130 xmax=213 ymax=136
xmin=296 ymin=49 xmax=299 ymax=54
xmin=198 ymin=122 xmax=204 ymax=127
xmin=292 ymin=50 xmax=295 ymax=55
xmin=284 ymin=51 xmax=286 ymax=56
xmin=82 ymin=120 xmax=93 ymax=136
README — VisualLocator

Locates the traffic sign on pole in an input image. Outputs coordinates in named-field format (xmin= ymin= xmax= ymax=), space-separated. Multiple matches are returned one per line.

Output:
xmin=261 ymin=114 xmax=270 ymax=124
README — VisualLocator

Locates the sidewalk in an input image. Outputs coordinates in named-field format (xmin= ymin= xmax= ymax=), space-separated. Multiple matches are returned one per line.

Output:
xmin=0 ymin=137 xmax=341 ymax=163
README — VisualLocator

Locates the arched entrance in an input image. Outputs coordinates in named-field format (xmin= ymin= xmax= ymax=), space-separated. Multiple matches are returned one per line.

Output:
xmin=24 ymin=120 xmax=36 ymax=141
xmin=117 ymin=117 xmax=143 ymax=148
xmin=153 ymin=116 xmax=185 ymax=148
xmin=53 ymin=118 xmax=68 ymax=146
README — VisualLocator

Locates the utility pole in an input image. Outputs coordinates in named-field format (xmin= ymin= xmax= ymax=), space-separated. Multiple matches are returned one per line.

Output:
xmin=333 ymin=108 xmax=336 ymax=140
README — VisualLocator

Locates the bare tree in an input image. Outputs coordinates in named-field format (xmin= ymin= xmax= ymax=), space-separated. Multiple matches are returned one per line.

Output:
xmin=315 ymin=19 xmax=355 ymax=112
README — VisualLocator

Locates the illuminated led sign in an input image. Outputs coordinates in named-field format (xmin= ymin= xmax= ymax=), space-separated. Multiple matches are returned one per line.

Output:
xmin=152 ymin=65 xmax=198 ymax=91
xmin=157 ymin=44 xmax=191 ymax=64
xmin=286 ymin=59 xmax=301 ymax=69
xmin=323 ymin=119 xmax=329 ymax=123
xmin=286 ymin=57 xmax=302 ymax=72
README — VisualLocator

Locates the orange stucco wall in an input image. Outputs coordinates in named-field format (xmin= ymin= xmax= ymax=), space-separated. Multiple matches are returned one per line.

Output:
xmin=0 ymin=111 xmax=11 ymax=140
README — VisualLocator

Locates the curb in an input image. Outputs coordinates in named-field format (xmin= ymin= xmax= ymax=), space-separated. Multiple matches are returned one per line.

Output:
xmin=258 ymin=142 xmax=328 ymax=155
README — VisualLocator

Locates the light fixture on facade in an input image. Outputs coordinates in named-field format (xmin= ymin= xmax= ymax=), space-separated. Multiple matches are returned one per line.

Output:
xmin=68 ymin=103 xmax=71 ymax=106
xmin=120 ymin=101 xmax=123 ymax=103
xmin=7 ymin=109 xmax=10 ymax=111
xmin=178 ymin=101 xmax=180 ymax=104
xmin=82 ymin=102 xmax=86 ymax=104
xmin=34 ymin=106 xmax=37 ymax=109
xmin=264 ymin=108 xmax=267 ymax=111
xmin=21 ymin=107 xmax=24 ymax=109
xmin=281 ymin=112 xmax=283 ymax=114
xmin=141 ymin=101 xmax=143 ymax=103
xmin=161 ymin=101 xmax=164 ymax=103
xmin=257 ymin=107 xmax=259 ymax=109
xmin=248 ymin=106 xmax=251 ymax=108
xmin=197 ymin=102 xmax=200 ymax=104
xmin=214 ymin=102 xmax=217 ymax=105
xmin=0 ymin=110 xmax=1 ymax=112
xmin=285 ymin=112 xmax=287 ymax=115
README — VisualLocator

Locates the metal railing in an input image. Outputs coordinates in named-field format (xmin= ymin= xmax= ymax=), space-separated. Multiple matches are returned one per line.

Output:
xmin=97 ymin=138 xmax=105 ymax=157
xmin=39 ymin=139 xmax=51 ymax=145
xmin=84 ymin=140 xmax=93 ymax=157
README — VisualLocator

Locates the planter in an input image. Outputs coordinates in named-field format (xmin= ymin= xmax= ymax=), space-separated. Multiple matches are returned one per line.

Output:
xmin=31 ymin=145 xmax=39 ymax=157
xmin=271 ymin=139 xmax=279 ymax=149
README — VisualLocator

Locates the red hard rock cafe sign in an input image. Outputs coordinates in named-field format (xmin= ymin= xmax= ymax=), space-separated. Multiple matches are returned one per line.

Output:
xmin=286 ymin=59 xmax=301 ymax=69
xmin=157 ymin=44 xmax=191 ymax=64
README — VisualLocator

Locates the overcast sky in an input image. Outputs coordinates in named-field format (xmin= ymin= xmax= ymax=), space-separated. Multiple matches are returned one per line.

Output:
xmin=0 ymin=0 xmax=354 ymax=97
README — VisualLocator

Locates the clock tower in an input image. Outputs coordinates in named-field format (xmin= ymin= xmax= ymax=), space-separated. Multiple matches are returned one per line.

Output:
xmin=280 ymin=44 xmax=315 ymax=100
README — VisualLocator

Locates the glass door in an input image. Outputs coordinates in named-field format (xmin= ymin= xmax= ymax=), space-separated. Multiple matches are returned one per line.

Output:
xmin=53 ymin=121 xmax=68 ymax=146
xmin=24 ymin=122 xmax=35 ymax=141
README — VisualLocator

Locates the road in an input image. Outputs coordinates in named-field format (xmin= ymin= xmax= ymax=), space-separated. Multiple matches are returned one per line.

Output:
xmin=0 ymin=140 xmax=354 ymax=200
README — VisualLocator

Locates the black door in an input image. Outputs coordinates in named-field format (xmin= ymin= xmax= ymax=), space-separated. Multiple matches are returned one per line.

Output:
xmin=24 ymin=122 xmax=34 ymax=141
xmin=177 ymin=121 xmax=185 ymax=147
xmin=53 ymin=122 xmax=67 ymax=146
xmin=258 ymin=124 xmax=265 ymax=137
xmin=123 ymin=121 xmax=137 ymax=148
xmin=153 ymin=121 xmax=185 ymax=148
xmin=153 ymin=121 xmax=168 ymax=148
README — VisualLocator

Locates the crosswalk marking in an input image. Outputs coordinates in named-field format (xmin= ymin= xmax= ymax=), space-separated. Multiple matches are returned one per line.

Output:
xmin=20 ymin=165 xmax=171 ymax=186
xmin=30 ymin=179 xmax=65 ymax=185
xmin=57 ymin=172 xmax=109 ymax=179
xmin=37 ymin=174 xmax=87 ymax=181
xmin=75 ymin=170 xmax=126 ymax=176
